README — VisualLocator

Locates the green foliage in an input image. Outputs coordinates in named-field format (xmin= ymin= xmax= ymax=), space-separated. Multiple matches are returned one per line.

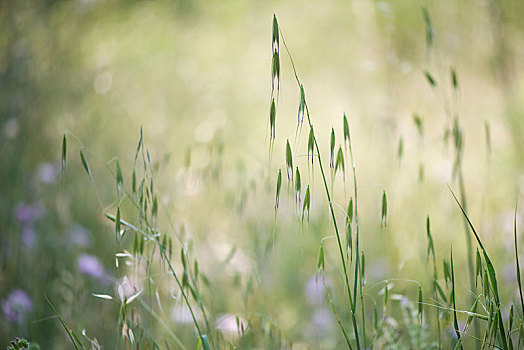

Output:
xmin=6 ymin=337 xmax=32 ymax=350
xmin=3 ymin=2 xmax=524 ymax=349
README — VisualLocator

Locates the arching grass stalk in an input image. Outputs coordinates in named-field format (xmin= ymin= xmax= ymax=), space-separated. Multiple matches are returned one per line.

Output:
xmin=326 ymin=284 xmax=353 ymax=349
xmin=449 ymin=187 xmax=508 ymax=350
xmin=45 ymin=295 xmax=84 ymax=350
xmin=344 ymin=115 xmax=366 ymax=348
xmin=277 ymin=19 xmax=361 ymax=349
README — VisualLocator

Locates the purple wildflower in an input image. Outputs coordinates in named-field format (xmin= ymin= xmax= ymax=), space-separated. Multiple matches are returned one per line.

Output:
xmin=70 ymin=225 xmax=91 ymax=247
xmin=21 ymin=226 xmax=36 ymax=249
xmin=305 ymin=276 xmax=331 ymax=305
xmin=14 ymin=203 xmax=42 ymax=225
xmin=37 ymin=162 xmax=58 ymax=184
xmin=77 ymin=254 xmax=106 ymax=280
xmin=311 ymin=308 xmax=333 ymax=333
xmin=1 ymin=289 xmax=33 ymax=323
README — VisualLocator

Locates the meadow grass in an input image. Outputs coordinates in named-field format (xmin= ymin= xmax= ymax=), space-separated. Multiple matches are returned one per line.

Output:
xmin=49 ymin=13 xmax=524 ymax=350
xmin=4 ymin=8 xmax=524 ymax=350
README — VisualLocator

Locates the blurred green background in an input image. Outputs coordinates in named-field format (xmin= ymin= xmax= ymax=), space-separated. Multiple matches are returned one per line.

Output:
xmin=1 ymin=0 xmax=524 ymax=348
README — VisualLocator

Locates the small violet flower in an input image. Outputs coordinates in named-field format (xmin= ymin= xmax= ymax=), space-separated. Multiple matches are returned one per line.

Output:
xmin=21 ymin=226 xmax=36 ymax=249
xmin=311 ymin=308 xmax=333 ymax=333
xmin=1 ymin=289 xmax=33 ymax=324
xmin=77 ymin=254 xmax=106 ymax=280
xmin=37 ymin=162 xmax=58 ymax=184
xmin=305 ymin=275 xmax=331 ymax=305
xmin=70 ymin=224 xmax=91 ymax=248
xmin=14 ymin=203 xmax=42 ymax=225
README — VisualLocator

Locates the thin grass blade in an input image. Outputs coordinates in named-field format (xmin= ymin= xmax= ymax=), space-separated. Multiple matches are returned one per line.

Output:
xmin=79 ymin=150 xmax=94 ymax=186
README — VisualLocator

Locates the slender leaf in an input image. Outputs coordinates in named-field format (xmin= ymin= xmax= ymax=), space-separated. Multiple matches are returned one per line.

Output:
xmin=80 ymin=150 xmax=94 ymax=185
xmin=295 ymin=167 xmax=301 ymax=204
xmin=330 ymin=128 xmax=335 ymax=169
xmin=317 ymin=242 xmax=324 ymax=272
xmin=61 ymin=134 xmax=67 ymax=172
xmin=286 ymin=140 xmax=293 ymax=181
xmin=381 ymin=190 xmax=387 ymax=227
xmin=514 ymin=200 xmax=524 ymax=315
xmin=343 ymin=113 xmax=350 ymax=147
xmin=270 ymin=99 xmax=276 ymax=140
xmin=413 ymin=114 xmax=423 ymax=136
xmin=116 ymin=160 xmax=124 ymax=198
xmin=424 ymin=71 xmax=437 ymax=87
xmin=426 ymin=216 xmax=434 ymax=261
xmin=308 ymin=126 xmax=315 ymax=164
xmin=335 ymin=146 xmax=345 ymax=177
xmin=451 ymin=68 xmax=458 ymax=90
xmin=302 ymin=185 xmax=310 ymax=222
xmin=275 ymin=169 xmax=282 ymax=210
xmin=115 ymin=207 xmax=121 ymax=243
xmin=45 ymin=295 xmax=83 ymax=350
xmin=450 ymin=247 xmax=462 ymax=348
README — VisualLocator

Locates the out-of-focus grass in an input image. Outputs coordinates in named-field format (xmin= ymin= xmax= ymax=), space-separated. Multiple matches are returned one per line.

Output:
xmin=1 ymin=0 xmax=524 ymax=348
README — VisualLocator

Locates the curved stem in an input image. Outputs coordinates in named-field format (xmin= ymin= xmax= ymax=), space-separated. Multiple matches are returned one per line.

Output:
xmin=278 ymin=31 xmax=361 ymax=348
